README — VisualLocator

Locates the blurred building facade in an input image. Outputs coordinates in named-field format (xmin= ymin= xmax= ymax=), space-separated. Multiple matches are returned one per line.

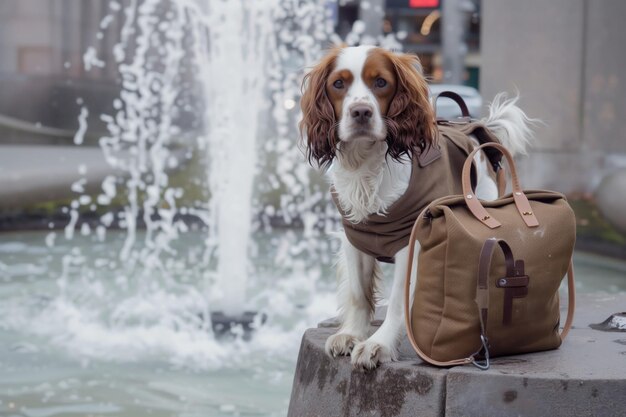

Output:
xmin=0 ymin=1 xmax=122 ymax=143
xmin=481 ymin=0 xmax=626 ymax=193
xmin=0 ymin=1 xmax=201 ymax=146
xmin=2 ymin=0 xmax=624 ymax=195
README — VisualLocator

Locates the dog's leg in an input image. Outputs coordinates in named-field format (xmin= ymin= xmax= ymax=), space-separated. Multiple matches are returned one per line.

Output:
xmin=351 ymin=244 xmax=418 ymax=370
xmin=325 ymin=234 xmax=380 ymax=358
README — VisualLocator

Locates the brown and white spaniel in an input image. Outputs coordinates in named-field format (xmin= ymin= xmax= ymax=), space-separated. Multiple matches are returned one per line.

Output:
xmin=300 ymin=45 xmax=533 ymax=370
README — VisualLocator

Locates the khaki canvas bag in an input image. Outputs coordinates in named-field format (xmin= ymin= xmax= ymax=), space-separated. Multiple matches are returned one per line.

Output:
xmin=404 ymin=142 xmax=576 ymax=369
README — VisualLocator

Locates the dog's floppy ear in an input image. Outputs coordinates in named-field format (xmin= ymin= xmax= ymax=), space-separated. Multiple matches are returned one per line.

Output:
xmin=385 ymin=52 xmax=436 ymax=160
xmin=299 ymin=48 xmax=341 ymax=168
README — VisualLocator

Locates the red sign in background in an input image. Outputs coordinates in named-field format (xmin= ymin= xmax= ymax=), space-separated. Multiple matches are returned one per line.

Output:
xmin=410 ymin=0 xmax=440 ymax=8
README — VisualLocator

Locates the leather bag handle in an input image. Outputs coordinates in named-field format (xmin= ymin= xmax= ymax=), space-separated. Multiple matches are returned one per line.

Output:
xmin=404 ymin=223 xmax=576 ymax=368
xmin=433 ymin=91 xmax=470 ymax=119
xmin=461 ymin=142 xmax=539 ymax=229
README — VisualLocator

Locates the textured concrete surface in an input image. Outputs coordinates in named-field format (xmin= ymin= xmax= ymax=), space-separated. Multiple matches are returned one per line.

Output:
xmin=287 ymin=327 xmax=448 ymax=417
xmin=445 ymin=293 xmax=626 ymax=417
xmin=481 ymin=0 xmax=626 ymax=194
xmin=289 ymin=293 xmax=626 ymax=416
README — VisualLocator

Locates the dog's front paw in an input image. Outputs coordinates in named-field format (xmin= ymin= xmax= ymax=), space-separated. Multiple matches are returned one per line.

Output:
xmin=350 ymin=339 xmax=397 ymax=371
xmin=325 ymin=333 xmax=362 ymax=358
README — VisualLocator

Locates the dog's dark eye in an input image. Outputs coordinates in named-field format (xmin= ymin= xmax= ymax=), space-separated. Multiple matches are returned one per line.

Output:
xmin=333 ymin=79 xmax=344 ymax=89
xmin=375 ymin=78 xmax=387 ymax=88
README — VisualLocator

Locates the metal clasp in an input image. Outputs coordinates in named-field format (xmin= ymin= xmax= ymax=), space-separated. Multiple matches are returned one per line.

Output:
xmin=471 ymin=334 xmax=491 ymax=370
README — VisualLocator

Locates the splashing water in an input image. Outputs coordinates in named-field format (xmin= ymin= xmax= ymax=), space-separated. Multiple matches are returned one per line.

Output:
xmin=1 ymin=0 xmax=401 ymax=371
xmin=201 ymin=0 xmax=278 ymax=314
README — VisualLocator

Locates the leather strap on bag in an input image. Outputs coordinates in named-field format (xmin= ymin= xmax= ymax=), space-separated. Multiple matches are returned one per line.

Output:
xmin=474 ymin=238 xmax=521 ymax=369
xmin=477 ymin=239 xmax=516 ymax=332
xmin=432 ymin=94 xmax=508 ymax=197
xmin=433 ymin=91 xmax=470 ymax=120
xmin=404 ymin=225 xmax=576 ymax=368
xmin=561 ymin=261 xmax=576 ymax=339
xmin=476 ymin=238 xmax=576 ymax=340
xmin=461 ymin=142 xmax=539 ymax=229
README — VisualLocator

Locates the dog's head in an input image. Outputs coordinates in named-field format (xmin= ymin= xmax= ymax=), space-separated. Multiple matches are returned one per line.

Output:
xmin=300 ymin=45 xmax=436 ymax=167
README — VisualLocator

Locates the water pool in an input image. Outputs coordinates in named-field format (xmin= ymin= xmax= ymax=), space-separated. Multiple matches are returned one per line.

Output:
xmin=0 ymin=229 xmax=336 ymax=417
xmin=0 ymin=230 xmax=624 ymax=417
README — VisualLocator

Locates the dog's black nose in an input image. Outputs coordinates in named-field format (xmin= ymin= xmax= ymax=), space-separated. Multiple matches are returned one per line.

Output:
xmin=350 ymin=105 xmax=373 ymax=124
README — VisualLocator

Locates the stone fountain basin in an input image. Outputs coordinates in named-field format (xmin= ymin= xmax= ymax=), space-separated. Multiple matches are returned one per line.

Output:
xmin=0 ymin=75 xmax=202 ymax=211
xmin=0 ymin=75 xmax=201 ymax=146
xmin=0 ymin=144 xmax=192 ymax=210
xmin=288 ymin=293 xmax=626 ymax=417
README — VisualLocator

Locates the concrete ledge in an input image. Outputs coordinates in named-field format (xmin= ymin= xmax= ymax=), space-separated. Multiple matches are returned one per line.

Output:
xmin=288 ymin=327 xmax=447 ymax=417
xmin=0 ymin=145 xmax=190 ymax=209
xmin=288 ymin=293 xmax=626 ymax=417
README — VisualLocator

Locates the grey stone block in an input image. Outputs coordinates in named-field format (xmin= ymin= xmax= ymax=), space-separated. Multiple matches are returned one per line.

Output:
xmin=289 ymin=294 xmax=626 ymax=416
xmin=447 ymin=294 xmax=626 ymax=417
xmin=446 ymin=370 xmax=625 ymax=417
xmin=446 ymin=326 xmax=626 ymax=416
xmin=287 ymin=327 xmax=448 ymax=417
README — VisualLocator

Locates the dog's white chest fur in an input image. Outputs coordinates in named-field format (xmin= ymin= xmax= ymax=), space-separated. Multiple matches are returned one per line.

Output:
xmin=330 ymin=140 xmax=411 ymax=224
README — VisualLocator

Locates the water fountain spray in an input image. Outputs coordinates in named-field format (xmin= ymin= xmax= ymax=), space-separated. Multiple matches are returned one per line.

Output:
xmin=76 ymin=0 xmax=343 ymax=337
xmin=200 ymin=1 xmax=274 ymax=327
xmin=56 ymin=0 xmax=401 ymax=342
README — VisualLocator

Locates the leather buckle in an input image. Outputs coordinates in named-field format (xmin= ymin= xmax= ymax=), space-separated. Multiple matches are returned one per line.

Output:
xmin=496 ymin=275 xmax=529 ymax=288
xmin=497 ymin=260 xmax=529 ymax=325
